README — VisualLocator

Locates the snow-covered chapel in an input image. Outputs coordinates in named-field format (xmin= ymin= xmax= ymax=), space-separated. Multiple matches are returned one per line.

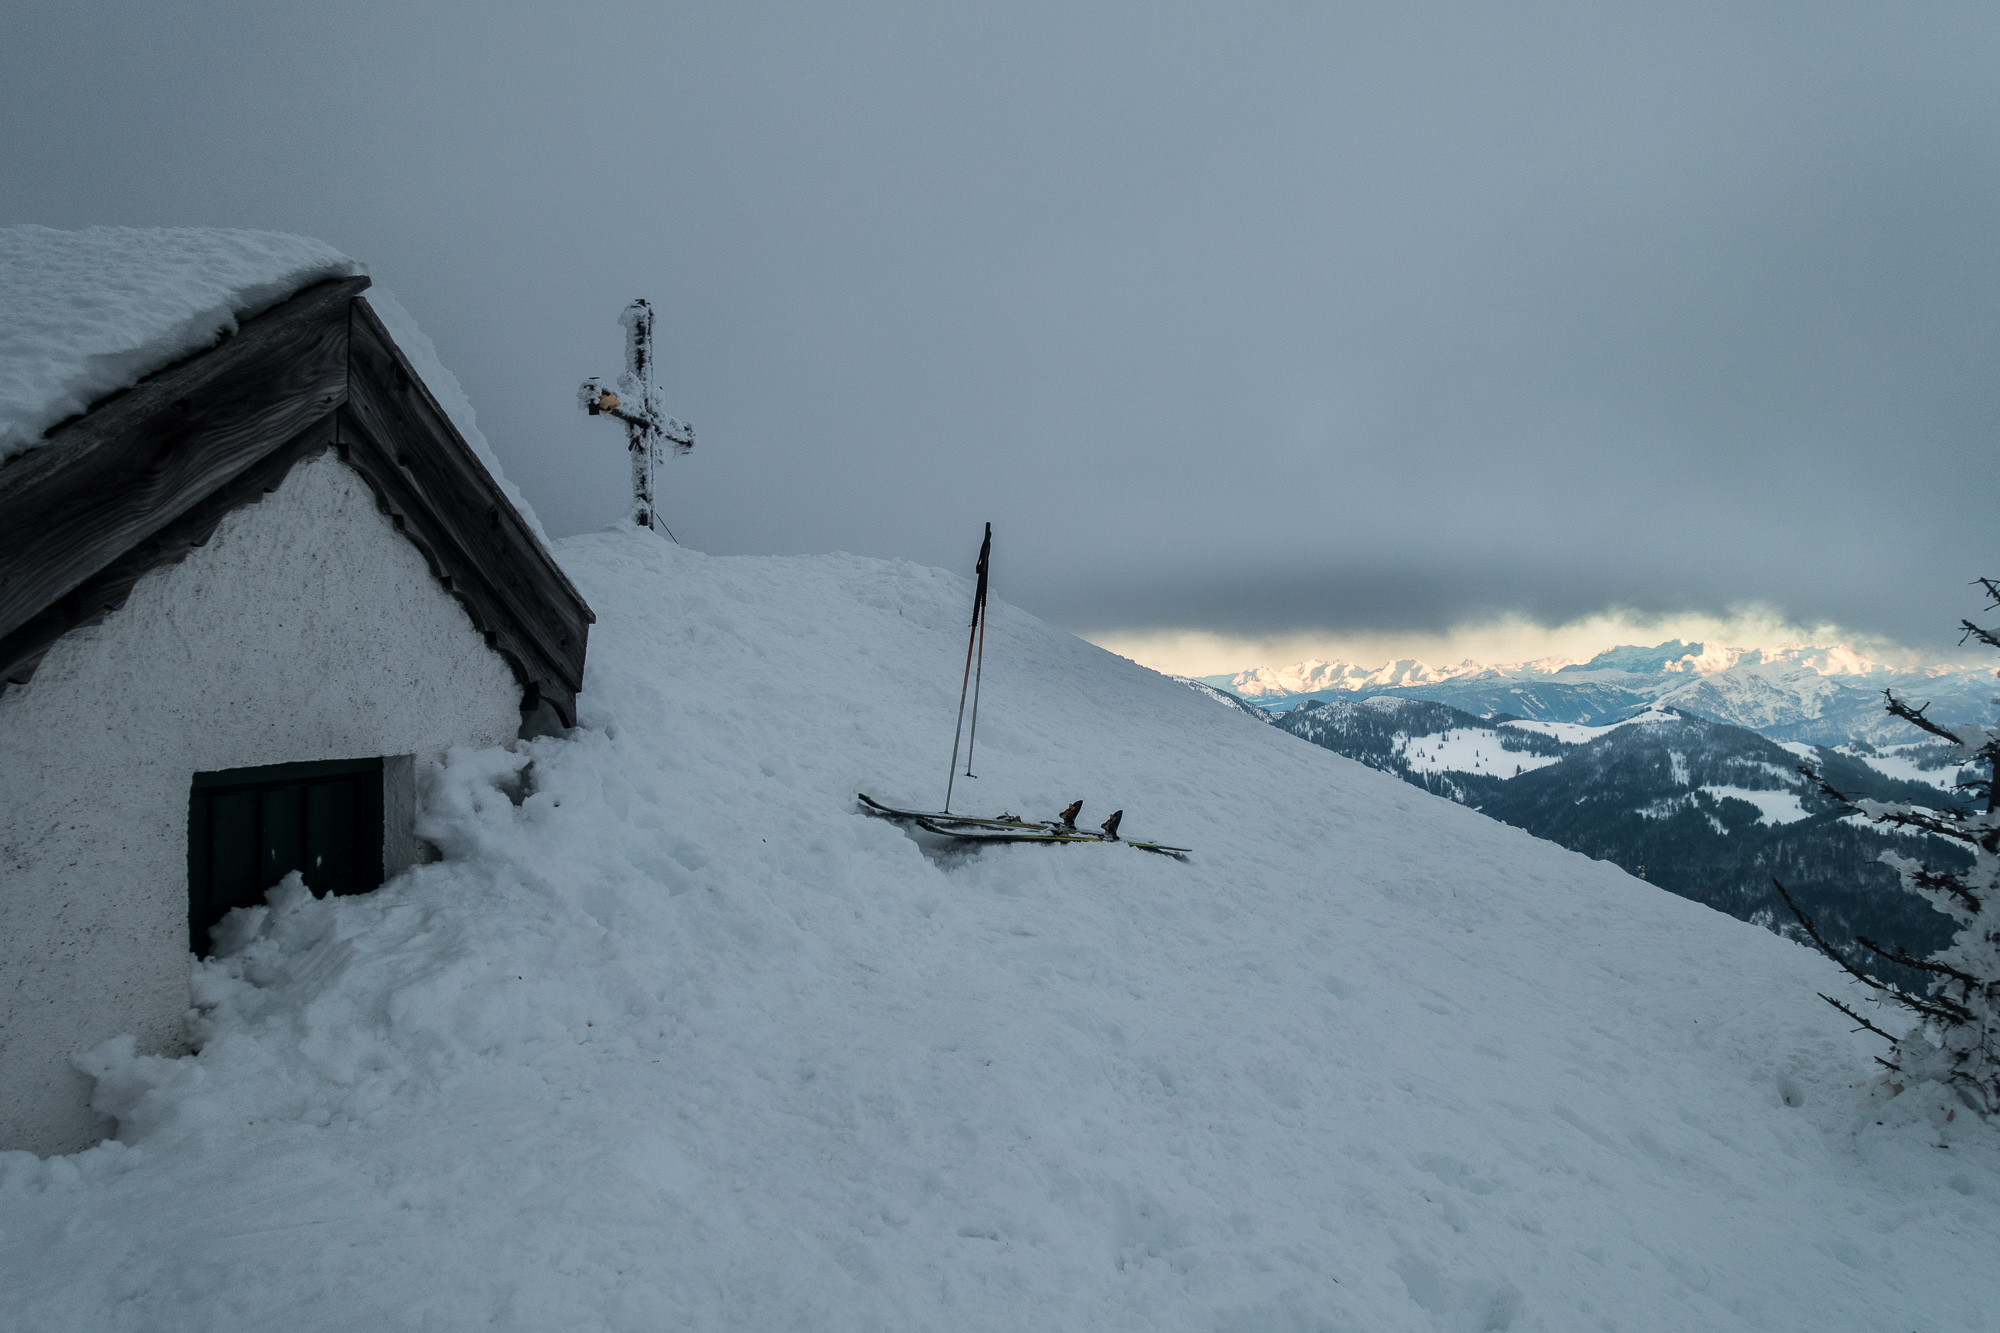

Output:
xmin=0 ymin=227 xmax=593 ymax=1154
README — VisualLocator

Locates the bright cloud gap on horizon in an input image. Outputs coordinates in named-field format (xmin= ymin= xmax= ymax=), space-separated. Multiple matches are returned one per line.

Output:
xmin=1084 ymin=607 xmax=1989 ymax=682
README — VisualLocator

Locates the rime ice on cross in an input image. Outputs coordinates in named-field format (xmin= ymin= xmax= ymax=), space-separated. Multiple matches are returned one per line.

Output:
xmin=577 ymin=299 xmax=693 ymax=531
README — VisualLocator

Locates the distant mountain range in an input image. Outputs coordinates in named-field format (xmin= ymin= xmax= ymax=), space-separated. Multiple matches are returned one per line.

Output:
xmin=1177 ymin=675 xmax=1982 ymax=990
xmin=1199 ymin=640 xmax=1997 ymax=744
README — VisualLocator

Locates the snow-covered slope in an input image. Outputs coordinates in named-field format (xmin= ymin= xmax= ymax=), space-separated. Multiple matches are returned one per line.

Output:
xmin=2 ymin=534 xmax=1994 ymax=1330
xmin=1653 ymin=660 xmax=1860 ymax=731
xmin=1648 ymin=661 xmax=1993 ymax=746
xmin=1272 ymin=695 xmax=1569 ymax=798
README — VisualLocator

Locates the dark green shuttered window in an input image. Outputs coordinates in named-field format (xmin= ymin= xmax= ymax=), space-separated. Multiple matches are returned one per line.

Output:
xmin=187 ymin=758 xmax=385 ymax=955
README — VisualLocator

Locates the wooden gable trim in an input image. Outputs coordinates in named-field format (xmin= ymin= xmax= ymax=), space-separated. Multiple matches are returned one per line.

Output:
xmin=338 ymin=297 xmax=592 ymax=726
xmin=0 ymin=275 xmax=594 ymax=727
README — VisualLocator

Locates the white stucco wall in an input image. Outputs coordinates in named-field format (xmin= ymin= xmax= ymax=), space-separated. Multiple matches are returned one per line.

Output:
xmin=0 ymin=450 xmax=522 ymax=1155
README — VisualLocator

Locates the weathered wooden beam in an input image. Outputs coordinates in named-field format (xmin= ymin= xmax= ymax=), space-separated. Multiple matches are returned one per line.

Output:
xmin=0 ymin=276 xmax=370 ymax=658
xmin=341 ymin=297 xmax=592 ymax=724
xmin=1 ymin=416 xmax=338 ymax=686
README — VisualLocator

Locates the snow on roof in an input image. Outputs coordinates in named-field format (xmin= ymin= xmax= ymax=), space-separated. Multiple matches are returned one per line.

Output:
xmin=0 ymin=224 xmax=546 ymax=539
xmin=0 ymin=225 xmax=362 ymax=463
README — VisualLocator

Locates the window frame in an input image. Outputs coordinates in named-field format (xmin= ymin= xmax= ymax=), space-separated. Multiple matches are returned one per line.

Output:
xmin=186 ymin=757 xmax=386 ymax=955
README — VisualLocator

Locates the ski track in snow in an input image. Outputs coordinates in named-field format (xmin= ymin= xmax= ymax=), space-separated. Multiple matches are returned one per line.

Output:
xmin=1 ymin=533 xmax=1995 ymax=1331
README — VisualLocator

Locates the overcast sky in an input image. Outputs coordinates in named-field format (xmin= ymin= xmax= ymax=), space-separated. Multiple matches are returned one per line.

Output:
xmin=5 ymin=2 xmax=1996 ymax=672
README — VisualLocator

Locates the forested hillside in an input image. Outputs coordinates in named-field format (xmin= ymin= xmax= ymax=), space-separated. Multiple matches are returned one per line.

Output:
xmin=1266 ymin=696 xmax=1970 ymax=988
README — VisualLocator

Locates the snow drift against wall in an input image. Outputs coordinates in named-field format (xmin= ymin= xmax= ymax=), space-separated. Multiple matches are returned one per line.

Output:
xmin=0 ymin=534 xmax=1993 ymax=1331
xmin=0 ymin=451 xmax=523 ymax=1154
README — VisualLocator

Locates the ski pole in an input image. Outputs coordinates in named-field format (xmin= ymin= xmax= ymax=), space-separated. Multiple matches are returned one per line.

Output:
xmin=944 ymin=614 xmax=977 ymax=813
xmin=965 ymin=574 xmax=987 ymax=778
xmin=943 ymin=524 xmax=992 ymax=813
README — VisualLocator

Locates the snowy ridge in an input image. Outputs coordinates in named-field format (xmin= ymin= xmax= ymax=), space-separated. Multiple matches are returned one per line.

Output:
xmin=1166 ymin=674 xmax=1271 ymax=722
xmin=1217 ymin=640 xmax=1992 ymax=701
xmin=1 ymin=535 xmax=1992 ymax=1329
xmin=1651 ymin=659 xmax=1853 ymax=728
xmin=1212 ymin=657 xmax=1488 ymax=699
xmin=1212 ymin=640 xmax=1997 ymax=742
xmin=0 ymin=226 xmax=363 ymax=462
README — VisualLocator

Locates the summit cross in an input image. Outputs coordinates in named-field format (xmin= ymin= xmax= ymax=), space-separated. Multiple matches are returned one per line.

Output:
xmin=577 ymin=299 xmax=694 ymax=533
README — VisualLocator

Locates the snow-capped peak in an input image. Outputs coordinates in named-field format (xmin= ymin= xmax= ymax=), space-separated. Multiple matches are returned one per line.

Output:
xmin=1221 ymin=656 xmax=1492 ymax=699
xmin=1217 ymin=639 xmax=1983 ymax=702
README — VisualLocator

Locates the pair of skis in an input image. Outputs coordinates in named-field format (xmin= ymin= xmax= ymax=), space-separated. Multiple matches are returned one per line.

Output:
xmin=858 ymin=794 xmax=1191 ymax=860
xmin=876 ymin=523 xmax=1190 ymax=861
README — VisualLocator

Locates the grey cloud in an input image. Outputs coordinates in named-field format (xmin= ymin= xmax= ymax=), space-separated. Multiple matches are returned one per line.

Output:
xmin=4 ymin=2 xmax=1997 ymax=654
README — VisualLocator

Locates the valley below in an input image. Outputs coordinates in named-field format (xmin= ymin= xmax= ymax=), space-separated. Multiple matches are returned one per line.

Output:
xmin=1192 ymin=640 xmax=1990 ymax=991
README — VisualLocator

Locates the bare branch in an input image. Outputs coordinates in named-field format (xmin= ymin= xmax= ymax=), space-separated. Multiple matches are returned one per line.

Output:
xmin=1842 ymin=936 xmax=1976 ymax=1023
xmin=1774 ymin=877 xmax=1974 ymax=1022
xmin=1855 ymin=935 xmax=1983 ymax=988
xmin=1795 ymin=765 xmax=1857 ymax=812
xmin=1867 ymin=806 xmax=1981 ymax=846
xmin=1961 ymin=620 xmax=2000 ymax=652
xmin=1975 ymin=576 xmax=2000 ymax=609
xmin=1953 ymin=773 xmax=1994 ymax=803
xmin=1819 ymin=993 xmax=1899 ymax=1042
xmin=1883 ymin=689 xmax=1966 ymax=745
xmin=1890 ymin=991 xmax=1968 ymax=1026
xmin=1772 ymin=878 xmax=1898 ymax=995
xmin=1905 ymin=863 xmax=1985 ymax=915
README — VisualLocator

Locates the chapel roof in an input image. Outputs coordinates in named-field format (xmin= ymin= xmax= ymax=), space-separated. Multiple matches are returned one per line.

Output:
xmin=0 ymin=231 xmax=591 ymax=724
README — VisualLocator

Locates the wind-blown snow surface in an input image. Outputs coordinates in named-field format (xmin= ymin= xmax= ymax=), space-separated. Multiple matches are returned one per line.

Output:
xmin=3 ymin=533 xmax=1996 ymax=1330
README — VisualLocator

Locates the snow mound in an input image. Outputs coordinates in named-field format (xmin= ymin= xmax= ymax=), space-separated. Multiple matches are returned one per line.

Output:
xmin=1 ymin=534 xmax=1994 ymax=1329
xmin=0 ymin=226 xmax=362 ymax=462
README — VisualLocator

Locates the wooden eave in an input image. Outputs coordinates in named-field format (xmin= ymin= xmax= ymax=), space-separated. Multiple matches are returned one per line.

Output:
xmin=0 ymin=275 xmax=593 ymax=725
